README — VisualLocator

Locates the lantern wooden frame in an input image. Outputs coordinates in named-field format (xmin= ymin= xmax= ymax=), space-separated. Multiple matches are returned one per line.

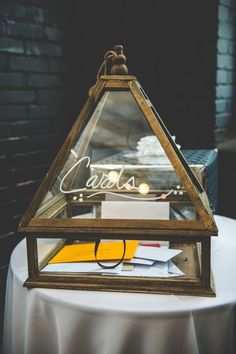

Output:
xmin=19 ymin=55 xmax=218 ymax=296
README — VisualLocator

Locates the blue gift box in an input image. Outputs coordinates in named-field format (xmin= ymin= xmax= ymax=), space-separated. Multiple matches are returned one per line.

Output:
xmin=90 ymin=149 xmax=218 ymax=214
xmin=183 ymin=149 xmax=218 ymax=212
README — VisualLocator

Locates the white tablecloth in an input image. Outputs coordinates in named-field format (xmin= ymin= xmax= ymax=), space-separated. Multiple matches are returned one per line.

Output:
xmin=3 ymin=215 xmax=236 ymax=354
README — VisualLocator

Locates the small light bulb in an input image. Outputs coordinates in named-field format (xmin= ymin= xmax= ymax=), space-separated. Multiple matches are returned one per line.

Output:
xmin=138 ymin=183 xmax=150 ymax=195
xmin=72 ymin=196 xmax=77 ymax=201
xmin=108 ymin=170 xmax=119 ymax=183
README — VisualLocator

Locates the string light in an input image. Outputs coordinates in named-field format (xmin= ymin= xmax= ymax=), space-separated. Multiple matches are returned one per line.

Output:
xmin=108 ymin=170 xmax=119 ymax=183
xmin=138 ymin=183 xmax=150 ymax=195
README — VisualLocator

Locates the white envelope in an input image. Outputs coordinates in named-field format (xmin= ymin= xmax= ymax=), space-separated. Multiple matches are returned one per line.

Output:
xmin=101 ymin=201 xmax=170 ymax=220
xmin=120 ymin=262 xmax=169 ymax=278
xmin=43 ymin=262 xmax=122 ymax=274
xmin=168 ymin=261 xmax=185 ymax=277
xmin=125 ymin=258 xmax=155 ymax=266
xmin=134 ymin=246 xmax=182 ymax=262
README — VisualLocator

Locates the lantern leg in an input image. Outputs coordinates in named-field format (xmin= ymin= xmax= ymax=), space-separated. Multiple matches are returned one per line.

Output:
xmin=201 ymin=237 xmax=215 ymax=296
xmin=25 ymin=236 xmax=39 ymax=280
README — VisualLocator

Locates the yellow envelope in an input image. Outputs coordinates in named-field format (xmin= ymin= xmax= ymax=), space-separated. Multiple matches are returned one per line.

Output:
xmin=49 ymin=240 xmax=139 ymax=264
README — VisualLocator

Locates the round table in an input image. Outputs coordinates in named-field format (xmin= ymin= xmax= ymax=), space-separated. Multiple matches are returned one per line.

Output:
xmin=3 ymin=215 xmax=236 ymax=354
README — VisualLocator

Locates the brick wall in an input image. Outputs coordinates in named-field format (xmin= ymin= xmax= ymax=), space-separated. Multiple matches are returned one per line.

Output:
xmin=0 ymin=0 xmax=66 ymax=345
xmin=215 ymin=0 xmax=235 ymax=142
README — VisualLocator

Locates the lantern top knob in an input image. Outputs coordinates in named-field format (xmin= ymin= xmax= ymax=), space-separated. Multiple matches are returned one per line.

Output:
xmin=111 ymin=44 xmax=128 ymax=75
xmin=89 ymin=44 xmax=129 ymax=95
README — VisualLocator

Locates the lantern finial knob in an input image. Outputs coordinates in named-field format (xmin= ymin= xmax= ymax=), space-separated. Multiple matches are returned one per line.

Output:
xmin=111 ymin=44 xmax=128 ymax=75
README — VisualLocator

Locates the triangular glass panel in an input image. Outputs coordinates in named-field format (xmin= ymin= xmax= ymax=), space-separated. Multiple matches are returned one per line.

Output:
xmin=19 ymin=47 xmax=217 ymax=235
xmin=35 ymin=89 xmax=200 ymax=223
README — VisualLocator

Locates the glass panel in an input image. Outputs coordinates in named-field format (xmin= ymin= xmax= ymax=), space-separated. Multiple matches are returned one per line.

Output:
xmin=35 ymin=90 xmax=199 ymax=221
xmin=37 ymin=238 xmax=64 ymax=269
xmin=36 ymin=237 xmax=201 ymax=282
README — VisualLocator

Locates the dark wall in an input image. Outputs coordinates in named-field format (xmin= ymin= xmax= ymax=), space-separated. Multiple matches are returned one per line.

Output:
xmin=0 ymin=0 xmax=66 ymax=346
xmin=63 ymin=0 xmax=218 ymax=149
xmin=215 ymin=0 xmax=235 ymax=142
xmin=215 ymin=0 xmax=236 ymax=220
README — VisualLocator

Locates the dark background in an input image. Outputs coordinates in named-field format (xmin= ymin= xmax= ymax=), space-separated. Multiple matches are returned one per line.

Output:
xmin=0 ymin=0 xmax=235 ymax=350
xmin=64 ymin=1 xmax=218 ymax=148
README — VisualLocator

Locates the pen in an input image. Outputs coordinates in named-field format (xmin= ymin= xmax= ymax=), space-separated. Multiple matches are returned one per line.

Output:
xmin=139 ymin=242 xmax=161 ymax=247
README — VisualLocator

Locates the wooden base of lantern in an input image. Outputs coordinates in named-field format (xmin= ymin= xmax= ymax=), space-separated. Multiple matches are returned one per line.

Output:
xmin=24 ymin=237 xmax=215 ymax=297
xmin=24 ymin=279 xmax=215 ymax=297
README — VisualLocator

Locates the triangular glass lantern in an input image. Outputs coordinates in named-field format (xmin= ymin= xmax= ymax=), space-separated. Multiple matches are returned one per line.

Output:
xmin=19 ymin=45 xmax=218 ymax=296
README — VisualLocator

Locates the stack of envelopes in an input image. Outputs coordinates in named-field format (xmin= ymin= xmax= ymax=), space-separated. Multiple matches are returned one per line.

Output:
xmin=43 ymin=240 xmax=184 ymax=278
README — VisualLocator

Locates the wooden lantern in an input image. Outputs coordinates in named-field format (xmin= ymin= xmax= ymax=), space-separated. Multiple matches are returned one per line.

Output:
xmin=19 ymin=45 xmax=218 ymax=296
